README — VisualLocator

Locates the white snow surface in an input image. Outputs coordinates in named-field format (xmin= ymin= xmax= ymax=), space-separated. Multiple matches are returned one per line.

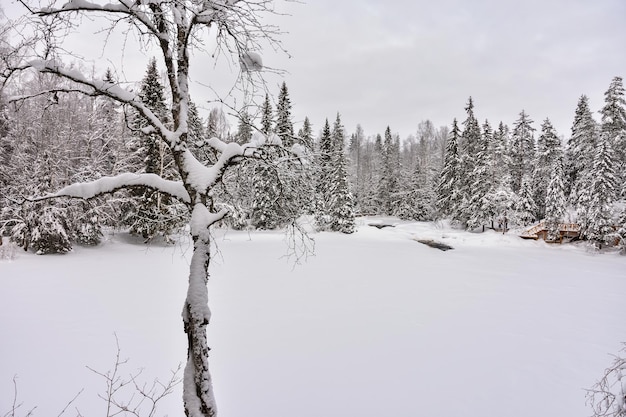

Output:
xmin=1 ymin=218 xmax=625 ymax=417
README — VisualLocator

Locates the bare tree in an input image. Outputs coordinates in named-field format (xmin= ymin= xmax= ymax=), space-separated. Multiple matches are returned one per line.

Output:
xmin=3 ymin=337 xmax=180 ymax=417
xmin=587 ymin=344 xmax=626 ymax=417
xmin=1 ymin=1 xmax=296 ymax=416
xmin=87 ymin=336 xmax=182 ymax=417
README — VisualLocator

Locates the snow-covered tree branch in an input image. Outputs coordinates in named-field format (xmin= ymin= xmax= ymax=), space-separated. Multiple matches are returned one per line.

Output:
xmin=29 ymin=172 xmax=191 ymax=204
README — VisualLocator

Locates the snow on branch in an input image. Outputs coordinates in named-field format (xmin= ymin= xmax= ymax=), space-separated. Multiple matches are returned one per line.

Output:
xmin=183 ymin=133 xmax=306 ymax=196
xmin=33 ymin=173 xmax=190 ymax=203
xmin=182 ymin=141 xmax=247 ymax=194
xmin=25 ymin=59 xmax=135 ymax=100
xmin=240 ymin=51 xmax=263 ymax=72
xmin=38 ymin=0 xmax=157 ymax=36
xmin=190 ymin=203 xmax=228 ymax=237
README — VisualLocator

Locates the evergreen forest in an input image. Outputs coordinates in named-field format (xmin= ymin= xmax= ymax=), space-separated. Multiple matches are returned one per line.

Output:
xmin=1 ymin=57 xmax=625 ymax=254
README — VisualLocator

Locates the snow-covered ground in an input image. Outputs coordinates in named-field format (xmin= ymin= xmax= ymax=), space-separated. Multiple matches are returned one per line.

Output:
xmin=1 ymin=218 xmax=625 ymax=417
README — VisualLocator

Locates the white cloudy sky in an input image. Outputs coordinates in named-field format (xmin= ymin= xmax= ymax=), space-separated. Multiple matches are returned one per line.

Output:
xmin=3 ymin=0 xmax=626 ymax=139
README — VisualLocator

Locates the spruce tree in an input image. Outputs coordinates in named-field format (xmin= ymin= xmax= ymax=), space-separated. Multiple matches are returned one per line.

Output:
xmin=399 ymin=162 xmax=435 ymax=221
xmin=248 ymin=131 xmax=299 ymax=230
xmin=72 ymin=202 xmax=103 ymax=246
xmin=489 ymin=122 xmax=516 ymax=224
xmin=454 ymin=98 xmax=481 ymax=226
xmin=249 ymin=157 xmax=281 ymax=230
xmin=124 ymin=57 xmax=184 ymax=242
xmin=584 ymin=132 xmax=617 ymax=248
xmin=185 ymin=99 xmax=206 ymax=160
xmin=509 ymin=110 xmax=536 ymax=193
xmin=328 ymin=114 xmax=356 ymax=233
xmin=28 ymin=205 xmax=73 ymax=254
xmin=458 ymin=97 xmax=481 ymax=186
xmin=575 ymin=179 xmax=593 ymax=237
xmin=491 ymin=122 xmax=510 ymax=179
xmin=565 ymin=95 xmax=597 ymax=202
xmin=206 ymin=108 xmax=219 ymax=139
xmin=275 ymin=81 xmax=294 ymax=147
xmin=613 ymin=207 xmax=626 ymax=254
xmin=187 ymin=100 xmax=205 ymax=145
xmin=436 ymin=119 xmax=461 ymax=216
xmin=516 ymin=176 xmax=538 ymax=227
xmin=314 ymin=119 xmax=333 ymax=230
xmin=234 ymin=111 xmax=253 ymax=145
xmin=491 ymin=179 xmax=517 ymax=228
xmin=599 ymin=76 xmax=626 ymax=197
xmin=465 ymin=119 xmax=495 ymax=230
xmin=532 ymin=118 xmax=562 ymax=219
xmin=460 ymin=97 xmax=482 ymax=162
xmin=544 ymin=160 xmax=566 ymax=241
xmin=297 ymin=116 xmax=314 ymax=152
xmin=260 ymin=93 xmax=273 ymax=136
xmin=377 ymin=126 xmax=398 ymax=215
xmin=23 ymin=153 xmax=73 ymax=254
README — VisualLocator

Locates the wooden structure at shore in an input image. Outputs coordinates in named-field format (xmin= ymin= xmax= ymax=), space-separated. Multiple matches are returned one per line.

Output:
xmin=520 ymin=221 xmax=581 ymax=243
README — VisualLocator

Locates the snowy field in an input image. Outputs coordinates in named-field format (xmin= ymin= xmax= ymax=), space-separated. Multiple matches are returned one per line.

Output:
xmin=1 ymin=218 xmax=626 ymax=417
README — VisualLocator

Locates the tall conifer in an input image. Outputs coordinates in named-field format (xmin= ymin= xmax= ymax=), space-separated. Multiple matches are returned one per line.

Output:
xmin=600 ymin=76 xmax=626 ymax=197
xmin=544 ymin=160 xmax=566 ymax=241
xmin=533 ymin=118 xmax=562 ymax=219
xmin=314 ymin=119 xmax=333 ymax=229
xmin=436 ymin=119 xmax=461 ymax=216
xmin=565 ymin=95 xmax=597 ymax=202
xmin=584 ymin=132 xmax=617 ymax=247
xmin=275 ymin=82 xmax=294 ymax=147
xmin=260 ymin=93 xmax=273 ymax=136
xmin=509 ymin=110 xmax=535 ymax=193
xmin=328 ymin=114 xmax=355 ymax=233
xmin=124 ymin=57 xmax=183 ymax=242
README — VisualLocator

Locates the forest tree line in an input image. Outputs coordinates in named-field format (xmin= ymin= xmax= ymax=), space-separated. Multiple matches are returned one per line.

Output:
xmin=0 ymin=56 xmax=625 ymax=253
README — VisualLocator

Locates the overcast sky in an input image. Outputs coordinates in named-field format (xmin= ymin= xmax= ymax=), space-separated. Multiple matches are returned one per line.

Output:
xmin=3 ymin=0 xmax=626 ymax=140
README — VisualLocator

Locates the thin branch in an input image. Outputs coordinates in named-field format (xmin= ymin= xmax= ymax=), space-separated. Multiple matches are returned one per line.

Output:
xmin=1 ymin=376 xmax=37 ymax=417
xmin=55 ymin=389 xmax=84 ymax=417
xmin=16 ymin=0 xmax=36 ymax=14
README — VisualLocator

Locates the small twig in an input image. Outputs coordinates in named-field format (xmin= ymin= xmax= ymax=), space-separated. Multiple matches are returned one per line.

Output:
xmin=2 ymin=376 xmax=37 ymax=417
xmin=16 ymin=0 xmax=35 ymax=14
xmin=56 ymin=389 xmax=84 ymax=417
xmin=86 ymin=334 xmax=182 ymax=417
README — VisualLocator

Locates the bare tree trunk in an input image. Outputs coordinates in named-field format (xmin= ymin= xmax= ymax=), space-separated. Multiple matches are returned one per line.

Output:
xmin=182 ymin=226 xmax=217 ymax=417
